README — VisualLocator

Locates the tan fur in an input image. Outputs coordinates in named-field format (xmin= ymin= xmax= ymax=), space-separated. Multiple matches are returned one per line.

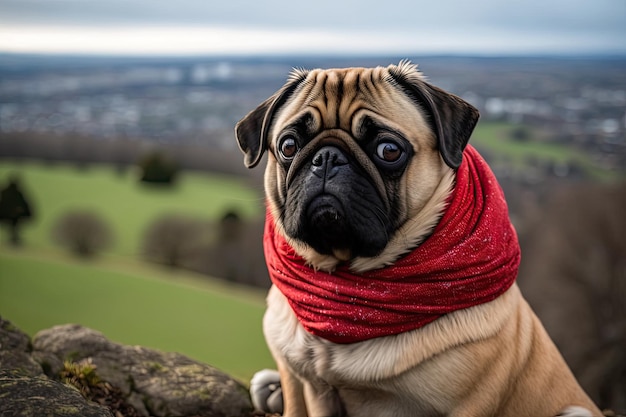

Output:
xmin=265 ymin=284 xmax=600 ymax=416
xmin=264 ymin=65 xmax=446 ymax=273
xmin=241 ymin=63 xmax=601 ymax=416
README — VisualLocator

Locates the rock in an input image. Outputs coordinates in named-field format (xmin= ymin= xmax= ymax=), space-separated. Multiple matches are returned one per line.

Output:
xmin=33 ymin=324 xmax=253 ymax=417
xmin=0 ymin=349 xmax=43 ymax=378
xmin=0 ymin=370 xmax=114 ymax=417
xmin=0 ymin=317 xmax=254 ymax=417
xmin=0 ymin=316 xmax=113 ymax=417
xmin=0 ymin=318 xmax=42 ymax=378
xmin=0 ymin=318 xmax=31 ymax=352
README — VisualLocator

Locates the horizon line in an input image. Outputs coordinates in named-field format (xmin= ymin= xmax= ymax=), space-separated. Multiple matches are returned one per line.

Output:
xmin=1 ymin=25 xmax=624 ymax=59
xmin=1 ymin=51 xmax=626 ymax=62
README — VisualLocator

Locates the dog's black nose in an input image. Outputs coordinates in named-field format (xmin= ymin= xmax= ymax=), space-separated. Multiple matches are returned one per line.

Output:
xmin=311 ymin=146 xmax=348 ymax=179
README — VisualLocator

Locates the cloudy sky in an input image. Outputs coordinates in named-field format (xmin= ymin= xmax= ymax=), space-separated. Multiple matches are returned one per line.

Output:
xmin=0 ymin=0 xmax=624 ymax=56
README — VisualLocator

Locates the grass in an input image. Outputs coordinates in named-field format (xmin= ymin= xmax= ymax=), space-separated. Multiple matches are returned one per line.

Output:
xmin=0 ymin=249 xmax=274 ymax=382
xmin=470 ymin=122 xmax=613 ymax=179
xmin=0 ymin=160 xmax=273 ymax=382
xmin=0 ymin=161 xmax=264 ymax=256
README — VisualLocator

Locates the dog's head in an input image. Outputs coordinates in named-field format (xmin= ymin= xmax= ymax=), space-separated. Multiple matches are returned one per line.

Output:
xmin=235 ymin=61 xmax=479 ymax=271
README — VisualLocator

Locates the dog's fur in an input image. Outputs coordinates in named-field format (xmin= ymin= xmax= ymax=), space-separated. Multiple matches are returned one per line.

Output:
xmin=236 ymin=62 xmax=601 ymax=416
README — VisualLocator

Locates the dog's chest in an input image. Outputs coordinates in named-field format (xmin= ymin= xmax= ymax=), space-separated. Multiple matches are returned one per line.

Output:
xmin=272 ymin=329 xmax=441 ymax=416
xmin=264 ymin=286 xmax=392 ymax=384
xmin=265 ymin=286 xmax=445 ymax=388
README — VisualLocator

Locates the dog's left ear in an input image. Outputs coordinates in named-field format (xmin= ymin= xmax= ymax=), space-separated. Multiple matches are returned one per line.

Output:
xmin=388 ymin=62 xmax=480 ymax=169
xmin=235 ymin=71 xmax=308 ymax=168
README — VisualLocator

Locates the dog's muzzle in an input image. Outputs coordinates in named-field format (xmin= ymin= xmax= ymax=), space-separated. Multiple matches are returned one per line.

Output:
xmin=282 ymin=134 xmax=391 ymax=259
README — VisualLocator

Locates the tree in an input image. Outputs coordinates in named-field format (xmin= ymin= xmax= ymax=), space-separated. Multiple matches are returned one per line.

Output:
xmin=0 ymin=175 xmax=34 ymax=246
xmin=52 ymin=210 xmax=113 ymax=257
xmin=142 ymin=211 xmax=271 ymax=287
xmin=198 ymin=211 xmax=270 ymax=287
xmin=218 ymin=210 xmax=243 ymax=242
xmin=137 ymin=151 xmax=179 ymax=185
xmin=509 ymin=125 xmax=531 ymax=142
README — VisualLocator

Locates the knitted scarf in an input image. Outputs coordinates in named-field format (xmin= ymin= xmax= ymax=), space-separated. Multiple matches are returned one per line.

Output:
xmin=264 ymin=145 xmax=520 ymax=344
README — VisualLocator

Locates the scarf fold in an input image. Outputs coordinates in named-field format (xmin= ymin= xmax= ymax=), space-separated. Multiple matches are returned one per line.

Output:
xmin=264 ymin=145 xmax=520 ymax=344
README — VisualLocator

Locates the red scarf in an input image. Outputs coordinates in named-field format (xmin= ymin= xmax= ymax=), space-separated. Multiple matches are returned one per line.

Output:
xmin=264 ymin=145 xmax=520 ymax=344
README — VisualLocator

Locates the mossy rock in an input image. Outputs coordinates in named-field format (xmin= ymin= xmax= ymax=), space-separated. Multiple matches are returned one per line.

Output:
xmin=1 ymin=317 xmax=254 ymax=417
xmin=33 ymin=324 xmax=253 ymax=417
xmin=0 ymin=370 xmax=113 ymax=417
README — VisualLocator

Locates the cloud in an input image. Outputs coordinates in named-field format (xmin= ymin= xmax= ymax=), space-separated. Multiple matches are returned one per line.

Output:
xmin=0 ymin=0 xmax=624 ymax=55
xmin=1 ymin=0 xmax=623 ymax=30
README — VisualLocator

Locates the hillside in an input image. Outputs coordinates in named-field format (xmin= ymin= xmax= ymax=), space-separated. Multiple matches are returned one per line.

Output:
xmin=0 ymin=162 xmax=272 ymax=381
xmin=0 ymin=249 xmax=274 ymax=381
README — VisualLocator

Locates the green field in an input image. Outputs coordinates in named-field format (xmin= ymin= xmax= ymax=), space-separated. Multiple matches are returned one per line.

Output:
xmin=469 ymin=122 xmax=615 ymax=180
xmin=0 ymin=161 xmax=264 ymax=256
xmin=471 ymin=123 xmax=578 ymax=161
xmin=0 ymin=249 xmax=274 ymax=381
xmin=0 ymin=160 xmax=273 ymax=382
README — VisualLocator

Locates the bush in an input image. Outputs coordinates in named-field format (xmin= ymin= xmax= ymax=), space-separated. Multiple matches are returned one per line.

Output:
xmin=195 ymin=213 xmax=270 ymax=287
xmin=142 ymin=210 xmax=270 ymax=287
xmin=509 ymin=126 xmax=531 ymax=142
xmin=137 ymin=151 xmax=178 ymax=185
xmin=52 ymin=210 xmax=113 ymax=257
xmin=142 ymin=214 xmax=206 ymax=268
xmin=218 ymin=210 xmax=243 ymax=242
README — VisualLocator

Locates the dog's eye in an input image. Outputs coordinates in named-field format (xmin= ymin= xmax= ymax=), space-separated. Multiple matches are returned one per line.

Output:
xmin=376 ymin=141 xmax=402 ymax=163
xmin=279 ymin=137 xmax=298 ymax=160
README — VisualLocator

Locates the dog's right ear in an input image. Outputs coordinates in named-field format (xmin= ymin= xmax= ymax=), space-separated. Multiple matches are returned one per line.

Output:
xmin=235 ymin=71 xmax=308 ymax=168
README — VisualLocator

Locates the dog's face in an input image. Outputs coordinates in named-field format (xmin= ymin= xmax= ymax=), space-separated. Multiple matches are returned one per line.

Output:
xmin=236 ymin=62 xmax=479 ymax=271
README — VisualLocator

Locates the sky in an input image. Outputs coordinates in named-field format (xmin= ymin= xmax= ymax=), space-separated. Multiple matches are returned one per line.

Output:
xmin=0 ymin=0 xmax=624 ymax=56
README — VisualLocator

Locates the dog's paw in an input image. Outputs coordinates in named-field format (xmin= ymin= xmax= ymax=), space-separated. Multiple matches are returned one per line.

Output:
xmin=556 ymin=406 xmax=595 ymax=417
xmin=250 ymin=369 xmax=284 ymax=414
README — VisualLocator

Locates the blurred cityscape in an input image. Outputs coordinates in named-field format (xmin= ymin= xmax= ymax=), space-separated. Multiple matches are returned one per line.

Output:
xmin=1 ymin=54 xmax=625 ymax=176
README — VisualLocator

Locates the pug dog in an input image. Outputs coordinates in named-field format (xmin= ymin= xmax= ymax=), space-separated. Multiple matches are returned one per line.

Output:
xmin=235 ymin=61 xmax=601 ymax=417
